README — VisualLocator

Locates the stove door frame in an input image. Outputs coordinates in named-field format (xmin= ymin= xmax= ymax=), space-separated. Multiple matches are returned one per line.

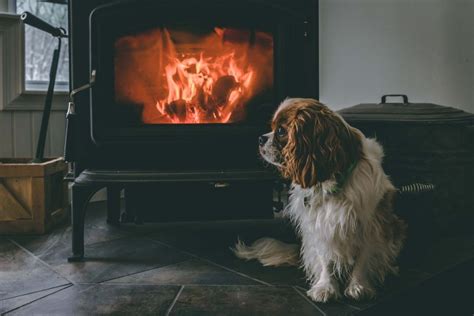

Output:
xmin=88 ymin=0 xmax=318 ymax=146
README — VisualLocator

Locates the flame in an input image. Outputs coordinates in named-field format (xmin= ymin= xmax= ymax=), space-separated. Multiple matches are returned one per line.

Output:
xmin=114 ymin=27 xmax=273 ymax=124
xmin=155 ymin=51 xmax=254 ymax=123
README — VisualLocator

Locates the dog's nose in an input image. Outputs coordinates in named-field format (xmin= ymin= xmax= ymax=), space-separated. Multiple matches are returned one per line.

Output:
xmin=259 ymin=135 xmax=268 ymax=147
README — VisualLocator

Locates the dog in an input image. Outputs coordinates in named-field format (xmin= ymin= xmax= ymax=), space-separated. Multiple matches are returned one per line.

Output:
xmin=233 ymin=98 xmax=406 ymax=302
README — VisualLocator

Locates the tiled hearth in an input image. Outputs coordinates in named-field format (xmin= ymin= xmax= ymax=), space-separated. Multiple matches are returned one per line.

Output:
xmin=1 ymin=202 xmax=473 ymax=315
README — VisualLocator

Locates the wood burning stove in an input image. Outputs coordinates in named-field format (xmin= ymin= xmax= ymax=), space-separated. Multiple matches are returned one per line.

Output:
xmin=66 ymin=0 xmax=319 ymax=260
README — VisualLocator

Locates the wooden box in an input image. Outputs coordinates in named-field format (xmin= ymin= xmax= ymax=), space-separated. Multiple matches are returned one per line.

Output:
xmin=0 ymin=158 xmax=69 ymax=234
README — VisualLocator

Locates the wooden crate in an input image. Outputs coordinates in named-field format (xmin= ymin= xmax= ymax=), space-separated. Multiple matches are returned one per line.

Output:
xmin=0 ymin=157 xmax=69 ymax=234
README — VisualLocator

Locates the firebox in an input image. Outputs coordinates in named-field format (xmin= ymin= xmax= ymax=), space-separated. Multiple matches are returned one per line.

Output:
xmin=114 ymin=26 xmax=274 ymax=125
xmin=66 ymin=0 xmax=318 ymax=260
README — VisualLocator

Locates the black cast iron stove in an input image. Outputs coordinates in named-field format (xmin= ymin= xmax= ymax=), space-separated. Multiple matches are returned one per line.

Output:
xmin=66 ymin=0 xmax=319 ymax=260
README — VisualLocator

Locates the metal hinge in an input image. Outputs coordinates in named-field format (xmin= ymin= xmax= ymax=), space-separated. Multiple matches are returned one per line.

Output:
xmin=66 ymin=69 xmax=97 ymax=116
xmin=213 ymin=182 xmax=230 ymax=189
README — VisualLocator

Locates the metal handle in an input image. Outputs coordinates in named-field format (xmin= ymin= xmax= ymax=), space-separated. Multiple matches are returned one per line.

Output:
xmin=21 ymin=11 xmax=67 ymax=38
xmin=381 ymin=94 xmax=409 ymax=104
xmin=70 ymin=70 xmax=96 ymax=101
xmin=31 ymin=37 xmax=62 ymax=163
xmin=213 ymin=182 xmax=230 ymax=188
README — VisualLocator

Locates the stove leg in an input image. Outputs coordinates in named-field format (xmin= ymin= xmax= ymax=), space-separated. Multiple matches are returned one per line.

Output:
xmin=121 ymin=187 xmax=137 ymax=223
xmin=106 ymin=186 xmax=121 ymax=225
xmin=68 ymin=183 xmax=101 ymax=262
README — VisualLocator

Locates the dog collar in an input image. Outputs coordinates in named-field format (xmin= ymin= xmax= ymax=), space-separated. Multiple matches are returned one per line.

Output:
xmin=328 ymin=162 xmax=357 ymax=194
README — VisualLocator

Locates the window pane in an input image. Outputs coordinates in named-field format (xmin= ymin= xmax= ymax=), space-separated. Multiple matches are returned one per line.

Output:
xmin=16 ymin=0 xmax=69 ymax=91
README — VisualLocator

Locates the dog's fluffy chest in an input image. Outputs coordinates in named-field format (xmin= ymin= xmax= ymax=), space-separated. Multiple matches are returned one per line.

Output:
xmin=286 ymin=184 xmax=360 ymax=264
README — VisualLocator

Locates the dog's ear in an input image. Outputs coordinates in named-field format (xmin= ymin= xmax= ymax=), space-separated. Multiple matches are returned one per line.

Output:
xmin=282 ymin=101 xmax=362 ymax=188
xmin=316 ymin=112 xmax=363 ymax=182
xmin=282 ymin=106 xmax=319 ymax=188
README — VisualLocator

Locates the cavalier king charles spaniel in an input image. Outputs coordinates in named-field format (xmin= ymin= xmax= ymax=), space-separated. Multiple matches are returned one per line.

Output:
xmin=234 ymin=98 xmax=406 ymax=302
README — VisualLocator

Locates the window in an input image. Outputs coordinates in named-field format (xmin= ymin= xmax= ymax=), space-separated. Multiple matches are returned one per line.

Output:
xmin=15 ymin=0 xmax=69 ymax=91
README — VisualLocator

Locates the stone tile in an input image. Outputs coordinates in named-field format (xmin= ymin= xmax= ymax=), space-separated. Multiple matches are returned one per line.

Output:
xmin=201 ymin=249 xmax=309 ymax=287
xmin=382 ymin=268 xmax=432 ymax=294
xmin=147 ymin=219 xmax=298 ymax=255
xmin=169 ymin=285 xmax=321 ymax=316
xmin=10 ymin=202 xmax=132 ymax=258
xmin=290 ymin=267 xmax=435 ymax=314
xmin=9 ymin=284 xmax=180 ymax=316
xmin=293 ymin=287 xmax=359 ymax=316
xmin=45 ymin=237 xmax=191 ymax=283
xmin=147 ymin=219 xmax=307 ymax=287
xmin=0 ymin=239 xmax=70 ymax=301
xmin=114 ymin=221 xmax=168 ymax=236
xmin=332 ymin=268 xmax=433 ymax=312
xmin=415 ymin=234 xmax=474 ymax=274
xmin=353 ymin=260 xmax=474 ymax=316
xmin=105 ymin=259 xmax=259 ymax=286
xmin=0 ymin=285 xmax=71 ymax=315
xmin=317 ymin=302 xmax=360 ymax=316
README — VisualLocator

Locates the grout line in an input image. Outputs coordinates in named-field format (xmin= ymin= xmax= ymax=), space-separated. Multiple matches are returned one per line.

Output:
xmin=165 ymin=285 xmax=184 ymax=316
xmin=2 ymin=284 xmax=73 ymax=316
xmin=83 ymin=235 xmax=133 ymax=248
xmin=145 ymin=237 xmax=272 ymax=286
xmin=343 ymin=302 xmax=363 ymax=311
xmin=8 ymin=223 xmax=134 ymax=264
xmin=134 ymin=218 xmax=281 ymax=230
xmin=97 ymin=283 xmax=270 ymax=287
xmin=76 ymin=284 xmax=99 ymax=295
xmin=97 ymin=259 xmax=193 ymax=284
xmin=78 ymin=229 xmax=152 ymax=249
xmin=0 ymin=284 xmax=71 ymax=302
xmin=293 ymin=286 xmax=327 ymax=316
xmin=7 ymin=239 xmax=74 ymax=285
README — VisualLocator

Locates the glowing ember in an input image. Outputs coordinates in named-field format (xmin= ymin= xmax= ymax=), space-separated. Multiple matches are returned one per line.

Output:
xmin=114 ymin=27 xmax=273 ymax=124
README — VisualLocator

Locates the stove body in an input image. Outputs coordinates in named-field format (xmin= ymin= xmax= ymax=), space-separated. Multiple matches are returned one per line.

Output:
xmin=66 ymin=0 xmax=319 ymax=260
xmin=67 ymin=0 xmax=319 ymax=172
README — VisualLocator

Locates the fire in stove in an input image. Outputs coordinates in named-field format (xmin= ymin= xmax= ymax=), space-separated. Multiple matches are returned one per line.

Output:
xmin=114 ymin=27 xmax=273 ymax=124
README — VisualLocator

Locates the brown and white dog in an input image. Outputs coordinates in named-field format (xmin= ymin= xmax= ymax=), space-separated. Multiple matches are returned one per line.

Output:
xmin=234 ymin=98 xmax=406 ymax=302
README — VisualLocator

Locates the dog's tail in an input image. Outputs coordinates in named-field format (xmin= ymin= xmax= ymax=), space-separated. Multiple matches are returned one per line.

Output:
xmin=232 ymin=237 xmax=300 ymax=267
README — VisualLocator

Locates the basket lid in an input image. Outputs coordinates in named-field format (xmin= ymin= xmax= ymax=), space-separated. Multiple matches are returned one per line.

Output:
xmin=338 ymin=94 xmax=474 ymax=124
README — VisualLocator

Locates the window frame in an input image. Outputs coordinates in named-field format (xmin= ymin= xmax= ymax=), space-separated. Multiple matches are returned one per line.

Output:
xmin=0 ymin=1 xmax=68 ymax=111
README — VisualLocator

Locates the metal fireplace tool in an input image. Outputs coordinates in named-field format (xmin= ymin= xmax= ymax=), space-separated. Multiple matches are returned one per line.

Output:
xmin=20 ymin=11 xmax=68 ymax=163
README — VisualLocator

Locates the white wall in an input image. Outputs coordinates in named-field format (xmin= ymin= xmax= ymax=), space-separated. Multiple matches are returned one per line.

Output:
xmin=319 ymin=0 xmax=474 ymax=112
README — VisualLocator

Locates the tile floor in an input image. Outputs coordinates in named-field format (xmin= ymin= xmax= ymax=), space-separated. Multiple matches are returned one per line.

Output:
xmin=1 ymin=201 xmax=473 ymax=315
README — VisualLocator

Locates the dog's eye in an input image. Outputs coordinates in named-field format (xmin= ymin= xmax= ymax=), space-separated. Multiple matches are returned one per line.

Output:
xmin=276 ymin=126 xmax=286 ymax=138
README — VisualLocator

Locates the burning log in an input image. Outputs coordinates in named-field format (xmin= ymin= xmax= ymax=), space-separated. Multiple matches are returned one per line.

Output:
xmin=165 ymin=99 xmax=188 ymax=122
xmin=159 ymin=75 xmax=239 ymax=123
xmin=212 ymin=75 xmax=238 ymax=107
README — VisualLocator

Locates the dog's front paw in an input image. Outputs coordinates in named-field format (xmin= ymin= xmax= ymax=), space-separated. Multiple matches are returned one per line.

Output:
xmin=307 ymin=282 xmax=340 ymax=303
xmin=344 ymin=281 xmax=375 ymax=300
